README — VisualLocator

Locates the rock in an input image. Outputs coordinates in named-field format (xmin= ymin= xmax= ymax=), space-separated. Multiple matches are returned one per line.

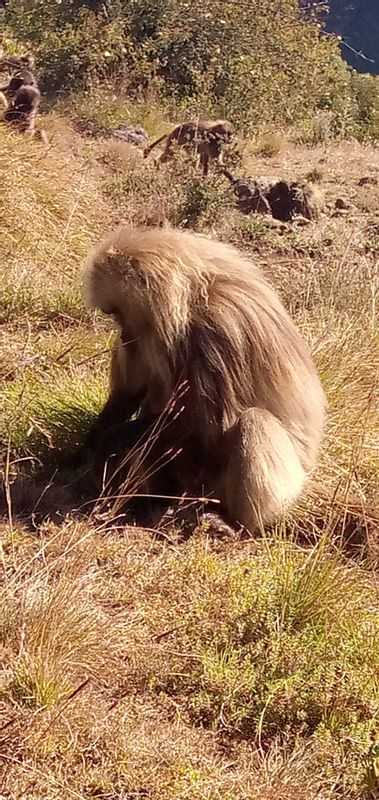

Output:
xmin=223 ymin=172 xmax=273 ymax=215
xmin=334 ymin=197 xmax=350 ymax=210
xmin=331 ymin=208 xmax=349 ymax=217
xmin=223 ymin=170 xmax=323 ymax=222
xmin=357 ymin=176 xmax=378 ymax=187
xmin=72 ymin=118 xmax=149 ymax=146
xmin=111 ymin=124 xmax=148 ymax=147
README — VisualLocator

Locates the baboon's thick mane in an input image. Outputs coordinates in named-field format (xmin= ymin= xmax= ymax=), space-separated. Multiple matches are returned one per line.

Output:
xmin=84 ymin=225 xmax=326 ymax=529
xmin=86 ymin=226 xmax=324 ymax=461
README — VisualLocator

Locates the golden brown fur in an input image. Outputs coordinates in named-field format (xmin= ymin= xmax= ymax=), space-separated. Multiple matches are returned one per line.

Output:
xmin=84 ymin=226 xmax=326 ymax=531
xmin=143 ymin=120 xmax=234 ymax=176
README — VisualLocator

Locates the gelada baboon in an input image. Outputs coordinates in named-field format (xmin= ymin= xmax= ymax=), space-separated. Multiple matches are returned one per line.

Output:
xmin=0 ymin=68 xmax=37 ymax=103
xmin=2 ymin=84 xmax=41 ymax=135
xmin=84 ymin=227 xmax=326 ymax=530
xmin=143 ymin=120 xmax=234 ymax=176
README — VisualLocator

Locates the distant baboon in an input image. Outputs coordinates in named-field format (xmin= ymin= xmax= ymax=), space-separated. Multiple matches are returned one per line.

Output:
xmin=0 ymin=68 xmax=37 ymax=103
xmin=84 ymin=226 xmax=326 ymax=531
xmin=223 ymin=170 xmax=323 ymax=221
xmin=143 ymin=120 xmax=234 ymax=176
xmin=2 ymin=84 xmax=41 ymax=135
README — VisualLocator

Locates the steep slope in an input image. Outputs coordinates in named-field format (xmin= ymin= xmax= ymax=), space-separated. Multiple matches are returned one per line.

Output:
xmin=1 ymin=105 xmax=379 ymax=799
xmin=326 ymin=0 xmax=379 ymax=74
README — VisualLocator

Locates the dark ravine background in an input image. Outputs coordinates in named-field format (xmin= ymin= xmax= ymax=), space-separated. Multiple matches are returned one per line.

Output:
xmin=326 ymin=1 xmax=379 ymax=74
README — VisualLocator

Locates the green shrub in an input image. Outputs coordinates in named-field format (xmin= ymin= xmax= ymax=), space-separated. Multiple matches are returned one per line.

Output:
xmin=4 ymin=1 xmax=128 ymax=93
xmin=351 ymin=72 xmax=379 ymax=140
xmin=4 ymin=0 xmax=354 ymax=132
xmin=175 ymin=172 xmax=234 ymax=230
xmin=254 ymin=132 xmax=283 ymax=158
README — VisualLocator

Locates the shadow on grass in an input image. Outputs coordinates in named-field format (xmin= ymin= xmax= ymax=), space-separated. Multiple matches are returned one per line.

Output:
xmin=2 ymin=457 xmax=378 ymax=567
xmin=2 ymin=402 xmax=378 ymax=560
xmin=1 ymin=407 xmax=243 ymax=543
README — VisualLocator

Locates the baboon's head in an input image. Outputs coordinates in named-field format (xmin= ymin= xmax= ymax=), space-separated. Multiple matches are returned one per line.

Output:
xmin=22 ymin=54 xmax=35 ymax=68
xmin=85 ymin=240 xmax=176 ymax=411
xmin=210 ymin=120 xmax=235 ymax=142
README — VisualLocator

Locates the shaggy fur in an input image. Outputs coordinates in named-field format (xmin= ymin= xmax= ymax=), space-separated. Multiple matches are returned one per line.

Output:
xmin=0 ymin=68 xmax=37 ymax=103
xmin=143 ymin=120 xmax=234 ymax=176
xmin=84 ymin=226 xmax=326 ymax=530
xmin=2 ymin=84 xmax=40 ymax=135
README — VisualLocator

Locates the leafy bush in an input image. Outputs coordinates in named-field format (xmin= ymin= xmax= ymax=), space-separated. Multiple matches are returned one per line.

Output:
xmin=351 ymin=72 xmax=379 ymax=140
xmin=254 ymin=132 xmax=283 ymax=158
xmin=3 ymin=0 xmax=129 ymax=93
xmin=175 ymin=172 xmax=233 ymax=230
xmin=4 ymin=0 xmax=353 ymax=132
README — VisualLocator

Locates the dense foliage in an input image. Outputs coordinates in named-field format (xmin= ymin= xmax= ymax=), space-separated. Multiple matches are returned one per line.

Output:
xmin=3 ymin=0 xmax=379 ymax=137
xmin=2 ymin=0 xmax=349 ymax=131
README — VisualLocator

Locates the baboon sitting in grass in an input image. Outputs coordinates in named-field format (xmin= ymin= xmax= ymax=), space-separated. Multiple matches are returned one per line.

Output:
xmin=0 ymin=55 xmax=46 ymax=139
xmin=83 ymin=226 xmax=326 ymax=532
xmin=2 ymin=84 xmax=41 ymax=135
xmin=0 ymin=68 xmax=37 ymax=103
xmin=143 ymin=120 xmax=235 ymax=176
xmin=3 ymin=86 xmax=41 ymax=135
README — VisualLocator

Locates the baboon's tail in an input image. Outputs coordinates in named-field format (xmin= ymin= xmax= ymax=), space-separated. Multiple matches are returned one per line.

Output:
xmin=143 ymin=132 xmax=168 ymax=158
xmin=221 ymin=168 xmax=235 ymax=184
xmin=220 ymin=408 xmax=307 ymax=531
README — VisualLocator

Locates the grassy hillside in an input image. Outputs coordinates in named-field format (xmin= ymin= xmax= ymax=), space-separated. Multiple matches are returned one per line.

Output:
xmin=1 ymin=102 xmax=379 ymax=799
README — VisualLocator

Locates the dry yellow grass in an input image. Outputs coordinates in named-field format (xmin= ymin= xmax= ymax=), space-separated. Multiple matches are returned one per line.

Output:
xmin=1 ymin=112 xmax=379 ymax=799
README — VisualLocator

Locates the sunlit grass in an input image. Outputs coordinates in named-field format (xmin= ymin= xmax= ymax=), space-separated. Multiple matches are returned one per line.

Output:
xmin=0 ymin=101 xmax=378 ymax=799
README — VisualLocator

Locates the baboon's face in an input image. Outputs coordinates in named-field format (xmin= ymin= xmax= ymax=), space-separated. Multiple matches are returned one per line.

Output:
xmin=117 ymin=313 xmax=173 ymax=415
xmin=120 ymin=328 xmax=149 ymax=400
xmin=210 ymin=123 xmax=234 ymax=142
